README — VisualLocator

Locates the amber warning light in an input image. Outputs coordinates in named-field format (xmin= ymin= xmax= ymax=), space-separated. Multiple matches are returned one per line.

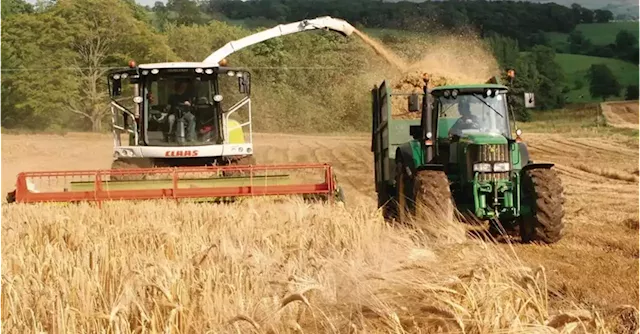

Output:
xmin=128 ymin=60 xmax=137 ymax=68
xmin=507 ymin=69 xmax=515 ymax=78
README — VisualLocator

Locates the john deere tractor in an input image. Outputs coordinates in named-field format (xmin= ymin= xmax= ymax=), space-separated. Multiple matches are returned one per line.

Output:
xmin=371 ymin=73 xmax=565 ymax=244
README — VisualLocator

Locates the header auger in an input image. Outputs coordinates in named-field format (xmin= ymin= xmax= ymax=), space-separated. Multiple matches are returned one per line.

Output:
xmin=6 ymin=16 xmax=354 ymax=205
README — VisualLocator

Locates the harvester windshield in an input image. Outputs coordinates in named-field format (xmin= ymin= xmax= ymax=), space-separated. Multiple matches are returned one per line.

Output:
xmin=108 ymin=64 xmax=252 ymax=148
xmin=142 ymin=67 xmax=251 ymax=147
xmin=438 ymin=93 xmax=510 ymax=138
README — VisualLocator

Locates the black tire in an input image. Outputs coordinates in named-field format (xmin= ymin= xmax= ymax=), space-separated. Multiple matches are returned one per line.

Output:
xmin=395 ymin=160 xmax=409 ymax=223
xmin=395 ymin=160 xmax=454 ymax=224
xmin=413 ymin=170 xmax=454 ymax=224
xmin=520 ymin=168 xmax=565 ymax=244
xmin=379 ymin=183 xmax=397 ymax=221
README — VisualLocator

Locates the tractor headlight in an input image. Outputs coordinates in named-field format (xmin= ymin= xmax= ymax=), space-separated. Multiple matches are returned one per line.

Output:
xmin=473 ymin=163 xmax=492 ymax=172
xmin=493 ymin=162 xmax=511 ymax=172
xmin=426 ymin=131 xmax=433 ymax=139
xmin=213 ymin=94 xmax=223 ymax=102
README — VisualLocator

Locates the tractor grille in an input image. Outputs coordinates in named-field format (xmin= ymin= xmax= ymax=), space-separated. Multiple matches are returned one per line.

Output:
xmin=467 ymin=144 xmax=510 ymax=182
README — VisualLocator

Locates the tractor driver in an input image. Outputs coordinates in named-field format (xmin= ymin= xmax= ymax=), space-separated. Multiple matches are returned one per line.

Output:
xmin=166 ymin=80 xmax=197 ymax=142
xmin=448 ymin=99 xmax=481 ymax=137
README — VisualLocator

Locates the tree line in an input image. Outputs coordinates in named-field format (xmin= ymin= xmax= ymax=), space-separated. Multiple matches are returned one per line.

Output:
xmin=0 ymin=0 xmax=634 ymax=132
xmin=206 ymin=0 xmax=614 ymax=50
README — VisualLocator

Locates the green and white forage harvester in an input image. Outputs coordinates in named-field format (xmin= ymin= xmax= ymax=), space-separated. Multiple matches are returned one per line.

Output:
xmin=6 ymin=16 xmax=353 ymax=205
xmin=372 ymin=71 xmax=565 ymax=243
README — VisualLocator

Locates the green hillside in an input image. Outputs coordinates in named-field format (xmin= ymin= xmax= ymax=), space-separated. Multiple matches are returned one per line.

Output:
xmin=547 ymin=22 xmax=639 ymax=51
xmin=555 ymin=53 xmax=639 ymax=102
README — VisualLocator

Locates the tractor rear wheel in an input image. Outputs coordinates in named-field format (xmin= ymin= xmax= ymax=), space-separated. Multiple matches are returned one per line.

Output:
xmin=520 ymin=168 xmax=565 ymax=244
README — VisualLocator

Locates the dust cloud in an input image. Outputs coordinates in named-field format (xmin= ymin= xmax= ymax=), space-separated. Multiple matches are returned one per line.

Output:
xmin=353 ymin=29 xmax=501 ymax=118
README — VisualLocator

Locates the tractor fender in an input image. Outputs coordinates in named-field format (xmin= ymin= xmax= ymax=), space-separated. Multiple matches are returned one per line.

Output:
xmin=521 ymin=162 xmax=555 ymax=172
xmin=395 ymin=144 xmax=417 ymax=176
xmin=395 ymin=144 xmax=444 ymax=178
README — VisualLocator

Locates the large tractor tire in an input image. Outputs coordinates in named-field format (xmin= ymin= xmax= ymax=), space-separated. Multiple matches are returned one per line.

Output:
xmin=413 ymin=170 xmax=455 ymax=224
xmin=396 ymin=160 xmax=454 ymax=224
xmin=520 ymin=168 xmax=565 ymax=244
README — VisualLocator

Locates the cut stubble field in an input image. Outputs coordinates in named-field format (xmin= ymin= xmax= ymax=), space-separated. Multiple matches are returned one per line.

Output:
xmin=2 ymin=127 xmax=639 ymax=333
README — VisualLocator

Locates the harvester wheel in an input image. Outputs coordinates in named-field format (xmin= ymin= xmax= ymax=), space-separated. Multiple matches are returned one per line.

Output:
xmin=110 ymin=159 xmax=152 ymax=181
xmin=223 ymin=155 xmax=256 ymax=177
xmin=520 ymin=168 xmax=565 ymax=244
xmin=413 ymin=170 xmax=454 ymax=224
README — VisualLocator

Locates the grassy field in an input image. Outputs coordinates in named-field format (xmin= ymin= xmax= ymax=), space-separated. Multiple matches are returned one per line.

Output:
xmin=547 ymin=22 xmax=640 ymax=51
xmin=555 ymin=53 xmax=639 ymax=103
xmin=2 ymin=105 xmax=639 ymax=332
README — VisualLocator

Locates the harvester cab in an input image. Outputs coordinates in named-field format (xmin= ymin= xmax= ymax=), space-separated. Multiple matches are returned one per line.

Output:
xmin=372 ymin=72 xmax=566 ymax=244
xmin=108 ymin=62 xmax=254 ymax=169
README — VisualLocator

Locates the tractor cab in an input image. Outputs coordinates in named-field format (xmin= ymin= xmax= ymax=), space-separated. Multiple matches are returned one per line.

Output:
xmin=107 ymin=61 xmax=252 ymax=151
xmin=428 ymin=84 xmax=515 ymax=171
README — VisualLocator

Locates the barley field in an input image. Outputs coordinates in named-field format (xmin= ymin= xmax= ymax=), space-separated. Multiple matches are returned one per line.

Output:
xmin=2 ymin=118 xmax=639 ymax=332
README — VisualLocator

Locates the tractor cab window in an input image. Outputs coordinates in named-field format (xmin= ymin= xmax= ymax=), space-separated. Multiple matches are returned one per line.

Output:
xmin=143 ymin=74 xmax=218 ymax=146
xmin=438 ymin=93 xmax=510 ymax=138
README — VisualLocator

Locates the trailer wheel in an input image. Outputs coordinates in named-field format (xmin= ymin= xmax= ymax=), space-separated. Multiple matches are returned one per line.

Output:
xmin=395 ymin=161 xmax=410 ymax=223
xmin=520 ymin=168 xmax=565 ymax=244
xmin=413 ymin=170 xmax=454 ymax=224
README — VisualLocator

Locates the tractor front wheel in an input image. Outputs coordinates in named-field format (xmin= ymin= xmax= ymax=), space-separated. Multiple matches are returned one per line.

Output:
xmin=395 ymin=161 xmax=454 ymax=225
xmin=413 ymin=170 xmax=454 ymax=224
xmin=520 ymin=168 xmax=565 ymax=244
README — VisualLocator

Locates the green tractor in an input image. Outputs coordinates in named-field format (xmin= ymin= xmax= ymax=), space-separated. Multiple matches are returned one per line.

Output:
xmin=371 ymin=73 xmax=565 ymax=244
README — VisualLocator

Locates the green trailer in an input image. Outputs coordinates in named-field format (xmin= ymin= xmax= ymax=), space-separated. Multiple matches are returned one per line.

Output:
xmin=371 ymin=74 xmax=565 ymax=244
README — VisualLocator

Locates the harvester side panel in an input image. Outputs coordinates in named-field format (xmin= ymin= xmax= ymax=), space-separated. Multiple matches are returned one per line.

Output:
xmin=8 ymin=164 xmax=336 ymax=204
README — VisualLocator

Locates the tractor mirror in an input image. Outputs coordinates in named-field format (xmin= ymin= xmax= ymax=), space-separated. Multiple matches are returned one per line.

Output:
xmin=111 ymin=78 xmax=122 ymax=96
xmin=524 ymin=92 xmax=535 ymax=108
xmin=408 ymin=94 xmax=420 ymax=112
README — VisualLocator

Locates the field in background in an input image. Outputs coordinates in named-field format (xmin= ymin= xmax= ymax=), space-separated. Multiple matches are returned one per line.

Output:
xmin=2 ymin=106 xmax=639 ymax=332
xmin=554 ymin=53 xmax=639 ymax=103
xmin=547 ymin=22 xmax=640 ymax=50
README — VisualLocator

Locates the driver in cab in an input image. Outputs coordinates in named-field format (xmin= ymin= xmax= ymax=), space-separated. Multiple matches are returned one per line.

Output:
xmin=448 ymin=99 xmax=480 ymax=138
xmin=166 ymin=80 xmax=197 ymax=142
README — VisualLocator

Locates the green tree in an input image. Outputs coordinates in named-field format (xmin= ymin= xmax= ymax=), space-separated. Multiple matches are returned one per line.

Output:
xmin=625 ymin=85 xmax=639 ymax=100
xmin=166 ymin=0 xmax=206 ymax=26
xmin=527 ymin=45 xmax=566 ymax=109
xmin=49 ymin=0 xmax=179 ymax=131
xmin=1 ymin=0 xmax=33 ymax=17
xmin=586 ymin=64 xmax=621 ymax=101
xmin=594 ymin=9 xmax=614 ymax=23
xmin=616 ymin=30 xmax=637 ymax=50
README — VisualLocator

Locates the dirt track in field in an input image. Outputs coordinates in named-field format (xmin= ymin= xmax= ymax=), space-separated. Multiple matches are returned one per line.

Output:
xmin=2 ymin=130 xmax=638 ymax=309
xmin=602 ymin=100 xmax=639 ymax=129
